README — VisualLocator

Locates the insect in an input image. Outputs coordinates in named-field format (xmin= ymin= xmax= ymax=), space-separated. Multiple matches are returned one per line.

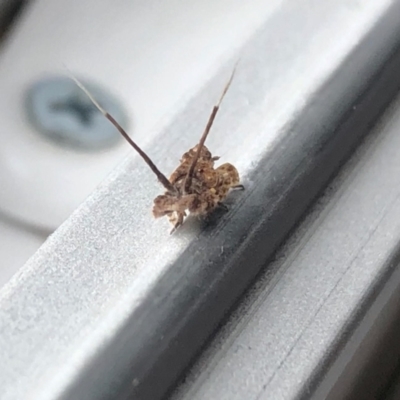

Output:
xmin=71 ymin=68 xmax=243 ymax=233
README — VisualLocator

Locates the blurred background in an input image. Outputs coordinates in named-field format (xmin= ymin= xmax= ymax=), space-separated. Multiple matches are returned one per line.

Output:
xmin=0 ymin=0 xmax=278 ymax=287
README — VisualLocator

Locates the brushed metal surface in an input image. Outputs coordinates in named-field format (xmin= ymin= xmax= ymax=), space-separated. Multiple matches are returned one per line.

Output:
xmin=1 ymin=1 xmax=400 ymax=400
xmin=170 ymin=95 xmax=400 ymax=400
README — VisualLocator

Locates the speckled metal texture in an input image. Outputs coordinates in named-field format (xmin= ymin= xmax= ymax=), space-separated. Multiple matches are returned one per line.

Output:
xmin=1 ymin=1 xmax=400 ymax=400
xmin=170 ymin=75 xmax=400 ymax=400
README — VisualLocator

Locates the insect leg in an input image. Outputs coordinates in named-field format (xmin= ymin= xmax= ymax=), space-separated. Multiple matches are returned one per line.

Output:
xmin=231 ymin=184 xmax=245 ymax=190
xmin=169 ymin=212 xmax=185 ymax=234
xmin=217 ymin=202 xmax=229 ymax=211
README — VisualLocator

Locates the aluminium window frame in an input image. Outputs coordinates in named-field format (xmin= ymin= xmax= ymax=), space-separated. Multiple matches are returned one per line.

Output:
xmin=2 ymin=1 xmax=400 ymax=400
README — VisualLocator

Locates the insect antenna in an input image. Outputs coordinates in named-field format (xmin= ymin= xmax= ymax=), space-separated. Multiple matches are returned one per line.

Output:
xmin=69 ymin=74 xmax=177 ymax=194
xmin=184 ymin=65 xmax=236 ymax=193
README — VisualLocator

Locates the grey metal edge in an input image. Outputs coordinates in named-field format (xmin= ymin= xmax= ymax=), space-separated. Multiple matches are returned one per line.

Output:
xmin=2 ymin=1 xmax=400 ymax=400
xmin=170 ymin=92 xmax=400 ymax=400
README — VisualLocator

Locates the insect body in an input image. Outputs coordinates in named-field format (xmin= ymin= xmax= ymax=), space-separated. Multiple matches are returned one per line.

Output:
xmin=71 ymin=68 xmax=242 ymax=233
xmin=153 ymin=144 xmax=241 ymax=232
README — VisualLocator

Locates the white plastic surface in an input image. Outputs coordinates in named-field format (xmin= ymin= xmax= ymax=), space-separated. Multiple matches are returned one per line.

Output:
xmin=0 ymin=0 xmax=280 ymax=284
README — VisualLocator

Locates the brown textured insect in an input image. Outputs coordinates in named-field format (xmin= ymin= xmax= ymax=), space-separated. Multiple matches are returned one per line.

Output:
xmin=71 ymin=68 xmax=243 ymax=233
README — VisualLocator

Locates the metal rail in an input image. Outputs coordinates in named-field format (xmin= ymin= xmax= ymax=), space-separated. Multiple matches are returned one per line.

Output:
xmin=1 ymin=1 xmax=400 ymax=399
xmin=171 ymin=84 xmax=400 ymax=400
